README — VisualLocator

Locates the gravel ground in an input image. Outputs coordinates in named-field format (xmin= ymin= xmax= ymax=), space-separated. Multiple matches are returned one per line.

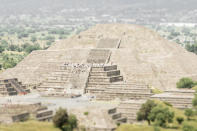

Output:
xmin=0 ymin=93 xmax=118 ymax=111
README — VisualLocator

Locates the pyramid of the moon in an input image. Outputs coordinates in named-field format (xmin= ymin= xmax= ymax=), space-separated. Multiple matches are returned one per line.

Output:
xmin=1 ymin=24 xmax=197 ymax=91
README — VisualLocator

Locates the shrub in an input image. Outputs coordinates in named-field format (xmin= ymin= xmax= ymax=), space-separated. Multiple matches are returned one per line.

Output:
xmin=31 ymin=36 xmax=37 ymax=43
xmin=192 ymin=94 xmax=197 ymax=107
xmin=53 ymin=108 xmax=69 ymax=130
xmin=176 ymin=117 xmax=184 ymax=124
xmin=9 ymin=44 xmax=19 ymax=51
xmin=24 ymin=44 xmax=41 ymax=53
xmin=148 ymin=105 xmax=174 ymax=127
xmin=0 ymin=45 xmax=5 ymax=53
xmin=192 ymin=86 xmax=197 ymax=92
xmin=137 ymin=100 xmax=157 ymax=125
xmin=184 ymin=109 xmax=193 ymax=120
xmin=176 ymin=77 xmax=196 ymax=89
xmin=163 ymin=101 xmax=172 ymax=107
xmin=53 ymin=108 xmax=77 ymax=131
xmin=68 ymin=114 xmax=77 ymax=129
xmin=84 ymin=112 xmax=89 ymax=116
xmin=151 ymin=88 xmax=163 ymax=94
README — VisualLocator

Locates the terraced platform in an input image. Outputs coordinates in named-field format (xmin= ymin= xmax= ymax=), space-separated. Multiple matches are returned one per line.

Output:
xmin=117 ymin=100 xmax=146 ymax=123
xmin=87 ymin=49 xmax=111 ymax=64
xmin=85 ymin=65 xmax=152 ymax=101
xmin=96 ymin=38 xmax=120 ymax=48
xmin=0 ymin=78 xmax=30 ymax=96
xmin=38 ymin=63 xmax=91 ymax=96
xmin=151 ymin=90 xmax=195 ymax=109
xmin=0 ymin=102 xmax=53 ymax=124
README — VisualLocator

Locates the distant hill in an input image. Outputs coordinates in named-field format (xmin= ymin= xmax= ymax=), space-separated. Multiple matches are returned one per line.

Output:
xmin=0 ymin=0 xmax=197 ymax=16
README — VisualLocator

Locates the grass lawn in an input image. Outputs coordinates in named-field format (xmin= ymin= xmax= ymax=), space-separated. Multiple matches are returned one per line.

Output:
xmin=116 ymin=100 xmax=197 ymax=131
xmin=0 ymin=120 xmax=61 ymax=131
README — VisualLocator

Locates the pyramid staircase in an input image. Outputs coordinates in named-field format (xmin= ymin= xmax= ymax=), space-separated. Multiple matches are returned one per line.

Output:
xmin=85 ymin=65 xmax=152 ymax=101
xmin=87 ymin=49 xmax=111 ymax=64
xmin=37 ymin=66 xmax=73 ymax=96
xmin=38 ymin=63 xmax=91 ymax=96
xmin=108 ymin=108 xmax=127 ymax=125
xmin=0 ymin=78 xmax=30 ymax=96
xmin=36 ymin=106 xmax=53 ymax=121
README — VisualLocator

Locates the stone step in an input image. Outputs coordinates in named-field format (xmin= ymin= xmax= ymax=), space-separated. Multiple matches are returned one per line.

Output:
xmin=86 ymin=87 xmax=150 ymax=93
xmin=118 ymin=107 xmax=141 ymax=111
xmin=90 ymin=70 xmax=120 ymax=77
xmin=90 ymin=90 xmax=152 ymax=96
xmin=118 ymin=104 xmax=141 ymax=108
xmin=41 ymin=83 xmax=67 ymax=87
xmin=116 ymin=117 xmax=127 ymax=123
xmin=88 ymin=76 xmax=123 ymax=83
xmin=86 ymin=86 xmax=149 ymax=91
xmin=49 ymin=73 xmax=72 ymax=77
xmin=38 ymin=85 xmax=65 ymax=89
xmin=0 ymin=87 xmax=15 ymax=92
xmin=121 ymin=110 xmax=139 ymax=115
xmin=111 ymin=113 xmax=121 ymax=120
xmin=37 ymin=110 xmax=53 ymax=117
xmin=37 ymin=115 xmax=53 ymax=121
xmin=108 ymin=108 xmax=117 ymax=114
xmin=37 ymin=107 xmax=48 ymax=112
xmin=46 ymin=76 xmax=72 ymax=81
xmin=91 ymin=65 xmax=117 ymax=72
xmin=121 ymin=113 xmax=137 ymax=118
xmin=8 ymin=91 xmax=17 ymax=96
xmin=87 ymin=82 xmax=148 ymax=88
xmin=95 ymin=94 xmax=151 ymax=101
xmin=153 ymin=98 xmax=192 ymax=103
xmin=43 ymin=80 xmax=70 ymax=84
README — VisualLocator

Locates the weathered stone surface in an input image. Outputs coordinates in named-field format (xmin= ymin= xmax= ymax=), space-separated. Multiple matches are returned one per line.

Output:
xmin=1 ymin=24 xmax=197 ymax=90
xmin=151 ymin=89 xmax=195 ymax=109
xmin=0 ymin=102 xmax=53 ymax=124
xmin=0 ymin=78 xmax=29 ymax=96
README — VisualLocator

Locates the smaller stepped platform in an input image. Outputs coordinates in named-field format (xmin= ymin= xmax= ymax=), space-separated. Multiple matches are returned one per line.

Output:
xmin=85 ymin=65 xmax=152 ymax=101
xmin=0 ymin=102 xmax=45 ymax=124
xmin=0 ymin=78 xmax=30 ymax=96
xmin=108 ymin=108 xmax=127 ymax=124
xmin=36 ymin=106 xmax=53 ymax=121
xmin=151 ymin=89 xmax=195 ymax=109
xmin=117 ymin=100 xmax=146 ymax=123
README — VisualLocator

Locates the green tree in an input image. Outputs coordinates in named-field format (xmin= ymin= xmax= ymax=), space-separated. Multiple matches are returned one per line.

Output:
xmin=176 ymin=117 xmax=184 ymax=124
xmin=148 ymin=105 xmax=174 ymax=127
xmin=192 ymin=94 xmax=197 ymax=107
xmin=176 ymin=77 xmax=196 ymax=89
xmin=67 ymin=114 xmax=77 ymax=130
xmin=53 ymin=108 xmax=69 ymax=130
xmin=184 ymin=109 xmax=193 ymax=120
xmin=31 ymin=36 xmax=37 ymax=43
xmin=0 ymin=45 xmax=5 ymax=53
xmin=137 ymin=100 xmax=157 ymax=125
xmin=25 ymin=44 xmax=41 ymax=53
xmin=53 ymin=108 xmax=77 ymax=131
xmin=2 ymin=59 xmax=17 ymax=69
xmin=186 ymin=43 xmax=197 ymax=55
xmin=9 ymin=44 xmax=19 ymax=51
xmin=1 ymin=40 xmax=9 ymax=49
